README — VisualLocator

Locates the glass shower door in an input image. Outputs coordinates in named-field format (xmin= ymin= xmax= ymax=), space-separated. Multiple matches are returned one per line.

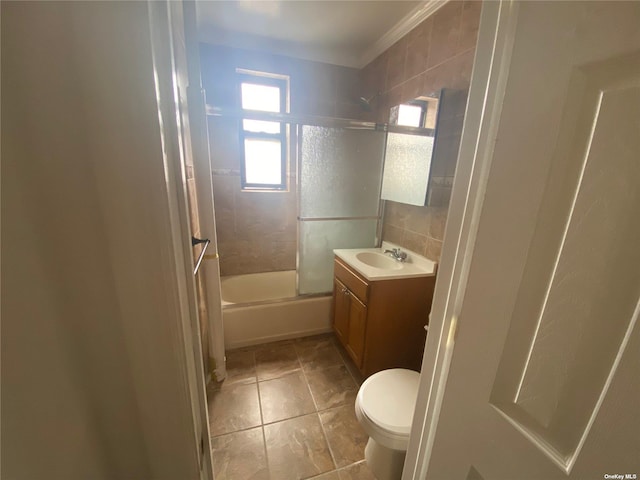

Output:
xmin=298 ymin=125 xmax=386 ymax=294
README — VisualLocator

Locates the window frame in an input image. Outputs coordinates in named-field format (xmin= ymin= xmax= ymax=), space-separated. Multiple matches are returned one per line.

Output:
xmin=237 ymin=73 xmax=288 ymax=191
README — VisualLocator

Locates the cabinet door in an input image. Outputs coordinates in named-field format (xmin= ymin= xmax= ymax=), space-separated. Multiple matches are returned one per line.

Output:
xmin=346 ymin=294 xmax=367 ymax=369
xmin=332 ymin=278 xmax=350 ymax=346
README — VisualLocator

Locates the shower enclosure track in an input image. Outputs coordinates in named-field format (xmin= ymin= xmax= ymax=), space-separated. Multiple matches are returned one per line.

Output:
xmin=205 ymin=105 xmax=434 ymax=136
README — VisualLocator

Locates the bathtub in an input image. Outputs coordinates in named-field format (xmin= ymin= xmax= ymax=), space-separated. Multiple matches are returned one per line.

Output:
xmin=220 ymin=270 xmax=332 ymax=349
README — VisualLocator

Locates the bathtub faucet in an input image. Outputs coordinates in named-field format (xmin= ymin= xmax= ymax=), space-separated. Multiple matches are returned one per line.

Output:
xmin=384 ymin=248 xmax=407 ymax=262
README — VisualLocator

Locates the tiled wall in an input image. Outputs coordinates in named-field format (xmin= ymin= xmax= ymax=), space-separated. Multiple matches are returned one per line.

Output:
xmin=185 ymin=160 xmax=210 ymax=374
xmin=200 ymin=44 xmax=359 ymax=276
xmin=202 ymin=1 xmax=481 ymax=272
xmin=359 ymin=0 xmax=481 ymax=262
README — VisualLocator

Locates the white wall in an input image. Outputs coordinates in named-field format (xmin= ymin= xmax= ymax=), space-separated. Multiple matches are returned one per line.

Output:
xmin=2 ymin=2 xmax=201 ymax=478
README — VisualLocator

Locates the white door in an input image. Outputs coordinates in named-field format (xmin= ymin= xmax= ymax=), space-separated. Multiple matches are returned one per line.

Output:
xmin=415 ymin=1 xmax=640 ymax=479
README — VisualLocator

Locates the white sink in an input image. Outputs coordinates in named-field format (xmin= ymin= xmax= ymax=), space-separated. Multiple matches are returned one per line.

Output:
xmin=355 ymin=252 xmax=403 ymax=270
xmin=334 ymin=242 xmax=437 ymax=281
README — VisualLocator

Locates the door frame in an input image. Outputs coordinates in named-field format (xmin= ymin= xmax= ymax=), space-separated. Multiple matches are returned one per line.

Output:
xmin=147 ymin=1 xmax=214 ymax=479
xmin=403 ymin=1 xmax=520 ymax=478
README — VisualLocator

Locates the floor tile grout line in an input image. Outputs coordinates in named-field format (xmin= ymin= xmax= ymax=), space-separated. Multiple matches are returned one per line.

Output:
xmin=256 ymin=373 xmax=265 ymax=427
xmin=211 ymin=334 xmax=365 ymax=475
xmin=301 ymin=364 xmax=339 ymax=473
xmin=260 ymin=424 xmax=270 ymax=480
xmin=296 ymin=338 xmax=341 ymax=475
xmin=316 ymin=411 xmax=339 ymax=476
xmin=305 ymin=368 xmax=359 ymax=412
xmin=335 ymin=342 xmax=363 ymax=387
xmin=257 ymin=366 xmax=304 ymax=383
xmin=252 ymin=397 xmax=359 ymax=430
xmin=209 ymin=350 xmax=261 ymax=440
xmin=210 ymin=336 xmax=348 ymax=478
xmin=210 ymin=422 xmax=264 ymax=440
xmin=252 ymin=349 xmax=271 ymax=480
xmin=259 ymin=344 xmax=308 ymax=479
xmin=303 ymin=459 xmax=368 ymax=480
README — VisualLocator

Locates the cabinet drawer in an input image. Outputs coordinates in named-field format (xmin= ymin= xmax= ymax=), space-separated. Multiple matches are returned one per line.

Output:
xmin=334 ymin=257 xmax=369 ymax=303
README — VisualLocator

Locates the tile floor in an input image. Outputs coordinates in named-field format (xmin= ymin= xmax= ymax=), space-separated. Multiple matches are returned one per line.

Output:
xmin=207 ymin=333 xmax=376 ymax=480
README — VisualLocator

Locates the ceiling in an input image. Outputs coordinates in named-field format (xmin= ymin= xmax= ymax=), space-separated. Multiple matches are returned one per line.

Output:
xmin=196 ymin=1 xmax=437 ymax=68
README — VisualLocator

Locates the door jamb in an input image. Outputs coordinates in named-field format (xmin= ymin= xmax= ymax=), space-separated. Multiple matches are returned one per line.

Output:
xmin=402 ymin=1 xmax=520 ymax=478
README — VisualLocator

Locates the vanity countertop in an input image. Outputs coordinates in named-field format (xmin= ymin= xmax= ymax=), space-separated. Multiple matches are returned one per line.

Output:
xmin=333 ymin=242 xmax=437 ymax=281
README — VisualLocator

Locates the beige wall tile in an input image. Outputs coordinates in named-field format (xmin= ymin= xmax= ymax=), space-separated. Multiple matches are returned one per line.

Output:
xmin=359 ymin=54 xmax=385 ymax=101
xmin=401 ymin=72 xmax=426 ymax=103
xmin=382 ymin=223 xmax=404 ymax=245
xmin=208 ymin=118 xmax=240 ymax=170
xmin=186 ymin=178 xmax=200 ymax=238
xmin=383 ymin=200 xmax=408 ymax=229
xmin=204 ymin=2 xmax=481 ymax=276
xmin=402 ymin=230 xmax=429 ymax=257
xmin=427 ymin=1 xmax=463 ymax=69
xmin=335 ymin=101 xmax=367 ymax=120
xmin=425 ymin=237 xmax=444 ymax=262
xmin=458 ymin=0 xmax=482 ymax=53
xmin=201 ymin=45 xmax=362 ymax=276
xmin=385 ymin=37 xmax=408 ymax=91
xmin=368 ymin=1 xmax=479 ymax=260
xmin=404 ymin=204 xmax=431 ymax=236
xmin=405 ymin=18 xmax=433 ymax=79
xmin=293 ymin=97 xmax=336 ymax=116
xmin=211 ymin=176 xmax=236 ymax=238
xmin=428 ymin=207 xmax=449 ymax=241
xmin=423 ymin=49 xmax=474 ymax=95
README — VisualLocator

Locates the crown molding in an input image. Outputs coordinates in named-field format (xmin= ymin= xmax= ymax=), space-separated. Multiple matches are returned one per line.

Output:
xmin=197 ymin=0 xmax=449 ymax=70
xmin=357 ymin=0 xmax=449 ymax=69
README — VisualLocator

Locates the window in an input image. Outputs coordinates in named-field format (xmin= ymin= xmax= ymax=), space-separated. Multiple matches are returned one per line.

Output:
xmin=396 ymin=102 xmax=427 ymax=127
xmin=238 ymin=71 xmax=288 ymax=190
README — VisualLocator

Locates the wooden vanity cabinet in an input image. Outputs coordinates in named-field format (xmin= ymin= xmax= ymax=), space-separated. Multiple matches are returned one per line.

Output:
xmin=332 ymin=257 xmax=436 ymax=377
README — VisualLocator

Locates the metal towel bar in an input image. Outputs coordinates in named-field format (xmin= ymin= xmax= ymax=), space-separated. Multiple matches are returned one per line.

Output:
xmin=192 ymin=236 xmax=211 ymax=276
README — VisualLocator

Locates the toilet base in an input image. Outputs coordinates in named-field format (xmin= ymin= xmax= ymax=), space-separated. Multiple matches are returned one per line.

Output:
xmin=364 ymin=437 xmax=407 ymax=480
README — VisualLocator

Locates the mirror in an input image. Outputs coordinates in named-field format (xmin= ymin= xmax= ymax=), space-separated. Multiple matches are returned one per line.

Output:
xmin=381 ymin=88 xmax=467 ymax=207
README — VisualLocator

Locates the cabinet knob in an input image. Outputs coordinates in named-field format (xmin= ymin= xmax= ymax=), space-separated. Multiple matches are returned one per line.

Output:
xmin=341 ymin=287 xmax=350 ymax=295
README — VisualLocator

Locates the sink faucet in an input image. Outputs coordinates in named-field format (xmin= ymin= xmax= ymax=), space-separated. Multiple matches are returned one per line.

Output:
xmin=384 ymin=247 xmax=408 ymax=262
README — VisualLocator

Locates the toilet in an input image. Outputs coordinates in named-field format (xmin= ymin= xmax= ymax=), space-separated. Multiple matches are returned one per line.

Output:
xmin=355 ymin=368 xmax=420 ymax=480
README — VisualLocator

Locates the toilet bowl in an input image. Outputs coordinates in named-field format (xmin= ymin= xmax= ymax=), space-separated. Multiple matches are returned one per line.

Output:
xmin=355 ymin=368 xmax=420 ymax=480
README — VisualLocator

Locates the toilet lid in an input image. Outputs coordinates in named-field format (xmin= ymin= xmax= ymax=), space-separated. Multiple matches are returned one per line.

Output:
xmin=358 ymin=369 xmax=420 ymax=436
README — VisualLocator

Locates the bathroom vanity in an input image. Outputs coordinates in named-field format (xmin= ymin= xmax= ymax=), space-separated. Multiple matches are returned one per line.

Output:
xmin=332 ymin=244 xmax=436 ymax=377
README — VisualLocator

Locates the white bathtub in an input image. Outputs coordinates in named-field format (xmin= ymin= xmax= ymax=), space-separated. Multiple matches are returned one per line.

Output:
xmin=220 ymin=270 xmax=332 ymax=349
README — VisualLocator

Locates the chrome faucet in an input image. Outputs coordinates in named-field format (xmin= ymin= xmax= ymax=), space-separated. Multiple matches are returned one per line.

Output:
xmin=384 ymin=247 xmax=408 ymax=262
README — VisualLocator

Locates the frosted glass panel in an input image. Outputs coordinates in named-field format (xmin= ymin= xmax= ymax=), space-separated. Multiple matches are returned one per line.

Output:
xmin=299 ymin=126 xmax=385 ymax=218
xmin=298 ymin=219 xmax=378 ymax=295
xmin=381 ymin=132 xmax=434 ymax=206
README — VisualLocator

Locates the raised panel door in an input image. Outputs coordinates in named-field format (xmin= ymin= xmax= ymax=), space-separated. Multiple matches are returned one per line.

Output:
xmin=422 ymin=2 xmax=640 ymax=479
